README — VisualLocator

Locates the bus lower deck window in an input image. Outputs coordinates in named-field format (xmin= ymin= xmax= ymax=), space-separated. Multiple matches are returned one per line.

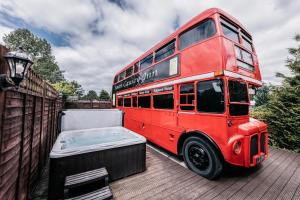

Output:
xmin=118 ymin=97 xmax=123 ymax=106
xmin=132 ymin=96 xmax=137 ymax=107
xmin=180 ymin=83 xmax=195 ymax=111
xmin=153 ymin=94 xmax=174 ymax=109
xmin=138 ymin=96 xmax=151 ymax=108
xmin=124 ymin=98 xmax=132 ymax=107
xmin=197 ymin=79 xmax=224 ymax=113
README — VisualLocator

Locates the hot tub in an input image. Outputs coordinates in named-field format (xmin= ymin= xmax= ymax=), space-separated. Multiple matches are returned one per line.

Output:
xmin=48 ymin=126 xmax=146 ymax=199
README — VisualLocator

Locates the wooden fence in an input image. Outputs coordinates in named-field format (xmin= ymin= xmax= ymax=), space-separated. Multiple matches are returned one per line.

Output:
xmin=0 ymin=45 xmax=62 ymax=200
xmin=64 ymin=100 xmax=112 ymax=109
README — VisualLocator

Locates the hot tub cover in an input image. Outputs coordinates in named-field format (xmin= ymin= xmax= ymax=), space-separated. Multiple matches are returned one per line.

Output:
xmin=50 ymin=126 xmax=146 ymax=158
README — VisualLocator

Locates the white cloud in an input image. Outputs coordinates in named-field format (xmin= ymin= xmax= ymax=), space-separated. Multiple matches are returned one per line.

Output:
xmin=0 ymin=25 xmax=13 ymax=45
xmin=0 ymin=0 xmax=300 ymax=91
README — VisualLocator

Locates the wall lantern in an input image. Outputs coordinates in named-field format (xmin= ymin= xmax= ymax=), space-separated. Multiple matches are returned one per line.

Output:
xmin=0 ymin=48 xmax=33 ymax=89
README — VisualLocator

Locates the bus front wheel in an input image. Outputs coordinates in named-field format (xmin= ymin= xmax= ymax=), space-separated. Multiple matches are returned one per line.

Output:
xmin=183 ymin=136 xmax=223 ymax=179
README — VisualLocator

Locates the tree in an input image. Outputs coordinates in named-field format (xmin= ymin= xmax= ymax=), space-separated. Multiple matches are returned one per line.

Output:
xmin=52 ymin=81 xmax=76 ymax=96
xmin=253 ymin=83 xmax=272 ymax=107
xmin=83 ymin=90 xmax=98 ymax=100
xmin=70 ymin=80 xmax=84 ymax=97
xmin=3 ymin=28 xmax=65 ymax=83
xmin=99 ymin=89 xmax=110 ymax=101
xmin=251 ymin=34 xmax=300 ymax=152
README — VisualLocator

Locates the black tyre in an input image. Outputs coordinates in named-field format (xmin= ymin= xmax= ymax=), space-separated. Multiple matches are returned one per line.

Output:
xmin=183 ymin=136 xmax=223 ymax=179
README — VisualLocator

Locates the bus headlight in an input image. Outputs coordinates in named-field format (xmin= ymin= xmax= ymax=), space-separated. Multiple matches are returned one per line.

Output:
xmin=233 ymin=141 xmax=242 ymax=155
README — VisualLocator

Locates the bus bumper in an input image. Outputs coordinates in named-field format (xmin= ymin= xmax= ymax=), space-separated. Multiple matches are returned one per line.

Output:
xmin=244 ymin=131 xmax=269 ymax=167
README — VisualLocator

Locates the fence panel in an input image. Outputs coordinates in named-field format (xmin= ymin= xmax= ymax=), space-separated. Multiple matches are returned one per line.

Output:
xmin=0 ymin=45 xmax=62 ymax=200
xmin=65 ymin=100 xmax=112 ymax=109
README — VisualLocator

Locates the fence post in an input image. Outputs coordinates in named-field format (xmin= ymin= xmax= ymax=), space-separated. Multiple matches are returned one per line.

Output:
xmin=15 ymin=93 xmax=27 ymax=200
xmin=27 ymin=96 xmax=36 ymax=198
xmin=38 ymin=82 xmax=45 ymax=177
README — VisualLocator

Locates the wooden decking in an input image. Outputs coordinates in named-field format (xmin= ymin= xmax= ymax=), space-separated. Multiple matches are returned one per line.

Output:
xmin=111 ymin=145 xmax=300 ymax=200
xmin=31 ymin=145 xmax=300 ymax=200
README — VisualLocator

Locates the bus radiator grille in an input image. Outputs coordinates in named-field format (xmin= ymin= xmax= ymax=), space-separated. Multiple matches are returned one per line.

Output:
xmin=250 ymin=134 xmax=258 ymax=164
xmin=260 ymin=133 xmax=266 ymax=153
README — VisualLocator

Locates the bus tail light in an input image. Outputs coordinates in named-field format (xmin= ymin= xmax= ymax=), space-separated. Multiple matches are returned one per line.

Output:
xmin=214 ymin=70 xmax=224 ymax=77
xmin=233 ymin=141 xmax=242 ymax=154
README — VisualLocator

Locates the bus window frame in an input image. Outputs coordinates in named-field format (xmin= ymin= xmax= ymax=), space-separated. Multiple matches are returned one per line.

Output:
xmin=152 ymin=92 xmax=175 ymax=111
xmin=124 ymin=97 xmax=132 ymax=108
xmin=140 ymin=53 xmax=154 ymax=71
xmin=125 ymin=66 xmax=133 ymax=78
xmin=114 ymin=75 xmax=119 ymax=83
xmin=178 ymin=18 xmax=218 ymax=51
xmin=227 ymin=78 xmax=249 ymax=105
xmin=117 ymin=96 xmax=123 ymax=107
xmin=220 ymin=15 xmax=254 ymax=53
xmin=179 ymin=82 xmax=196 ymax=112
xmin=234 ymin=45 xmax=255 ymax=72
xmin=134 ymin=62 xmax=139 ymax=73
xmin=132 ymin=96 xmax=138 ymax=108
xmin=220 ymin=17 xmax=240 ymax=44
xmin=223 ymin=77 xmax=250 ymax=118
xmin=136 ymin=54 xmax=181 ymax=87
xmin=154 ymin=39 xmax=176 ymax=63
xmin=138 ymin=94 xmax=152 ymax=109
xmin=119 ymin=71 xmax=126 ymax=81
xmin=196 ymin=78 xmax=226 ymax=115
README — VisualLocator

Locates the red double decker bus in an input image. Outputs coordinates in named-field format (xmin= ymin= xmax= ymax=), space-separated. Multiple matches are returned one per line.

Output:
xmin=112 ymin=8 xmax=268 ymax=179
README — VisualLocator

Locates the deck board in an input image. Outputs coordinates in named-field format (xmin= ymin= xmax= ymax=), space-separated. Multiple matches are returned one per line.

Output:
xmin=31 ymin=145 xmax=300 ymax=200
xmin=110 ymin=146 xmax=300 ymax=200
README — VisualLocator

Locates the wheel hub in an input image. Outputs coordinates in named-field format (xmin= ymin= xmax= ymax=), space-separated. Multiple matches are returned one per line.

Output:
xmin=188 ymin=145 xmax=209 ymax=170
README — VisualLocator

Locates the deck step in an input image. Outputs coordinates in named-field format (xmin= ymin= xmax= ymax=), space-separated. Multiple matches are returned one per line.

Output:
xmin=65 ymin=186 xmax=113 ymax=200
xmin=65 ymin=168 xmax=108 ymax=189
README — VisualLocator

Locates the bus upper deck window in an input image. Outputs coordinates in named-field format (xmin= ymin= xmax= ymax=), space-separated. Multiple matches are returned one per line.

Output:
xmin=126 ymin=66 xmax=133 ymax=77
xmin=119 ymin=71 xmax=125 ymax=81
xmin=220 ymin=18 xmax=239 ymax=43
xmin=179 ymin=19 xmax=216 ymax=50
xmin=155 ymin=40 xmax=175 ymax=62
xmin=134 ymin=62 xmax=139 ymax=73
xmin=140 ymin=54 xmax=153 ymax=70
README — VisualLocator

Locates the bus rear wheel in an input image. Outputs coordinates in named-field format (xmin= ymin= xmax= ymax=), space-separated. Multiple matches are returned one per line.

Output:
xmin=183 ymin=136 xmax=223 ymax=180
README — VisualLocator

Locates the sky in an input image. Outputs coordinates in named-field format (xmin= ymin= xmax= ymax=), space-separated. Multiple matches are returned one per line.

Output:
xmin=0 ymin=0 xmax=299 ymax=93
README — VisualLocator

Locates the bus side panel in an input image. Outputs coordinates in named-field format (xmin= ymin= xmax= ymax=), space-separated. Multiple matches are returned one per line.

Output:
xmin=150 ymin=110 xmax=179 ymax=152
xmin=180 ymin=39 xmax=223 ymax=77
xmin=123 ymin=108 xmax=141 ymax=134
xmin=178 ymin=113 xmax=228 ymax=154
xmin=124 ymin=108 xmax=152 ymax=139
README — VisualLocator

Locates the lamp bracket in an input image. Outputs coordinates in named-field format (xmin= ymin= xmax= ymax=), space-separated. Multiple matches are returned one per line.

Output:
xmin=0 ymin=74 xmax=16 ymax=91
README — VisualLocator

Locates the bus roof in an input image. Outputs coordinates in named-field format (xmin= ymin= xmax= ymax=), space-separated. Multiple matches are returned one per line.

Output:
xmin=115 ymin=8 xmax=251 ymax=77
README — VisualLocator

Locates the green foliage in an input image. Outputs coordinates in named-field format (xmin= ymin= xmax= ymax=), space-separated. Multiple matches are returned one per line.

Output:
xmin=3 ymin=28 xmax=65 ymax=83
xmin=99 ymin=89 xmax=110 ymax=101
xmin=52 ymin=81 xmax=76 ymax=96
xmin=253 ymin=83 xmax=272 ymax=106
xmin=251 ymin=34 xmax=300 ymax=152
xmin=83 ymin=90 xmax=98 ymax=100
xmin=70 ymin=80 xmax=84 ymax=97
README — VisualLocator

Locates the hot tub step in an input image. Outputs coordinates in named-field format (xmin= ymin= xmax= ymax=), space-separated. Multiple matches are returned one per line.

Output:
xmin=65 ymin=186 xmax=113 ymax=200
xmin=65 ymin=167 xmax=109 ymax=189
